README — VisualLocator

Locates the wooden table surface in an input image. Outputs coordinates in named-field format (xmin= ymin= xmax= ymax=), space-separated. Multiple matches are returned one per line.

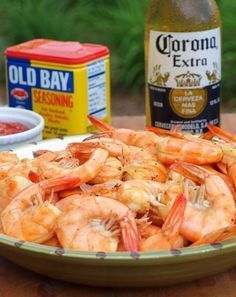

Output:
xmin=1 ymin=113 xmax=236 ymax=297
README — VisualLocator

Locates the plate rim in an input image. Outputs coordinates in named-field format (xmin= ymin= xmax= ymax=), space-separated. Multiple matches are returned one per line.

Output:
xmin=0 ymin=232 xmax=234 ymax=263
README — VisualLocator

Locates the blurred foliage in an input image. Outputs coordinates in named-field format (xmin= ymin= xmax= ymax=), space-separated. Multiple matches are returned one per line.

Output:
xmin=0 ymin=0 xmax=91 ymax=42
xmin=0 ymin=0 xmax=235 ymax=101
xmin=88 ymin=0 xmax=148 ymax=90
xmin=218 ymin=0 xmax=236 ymax=102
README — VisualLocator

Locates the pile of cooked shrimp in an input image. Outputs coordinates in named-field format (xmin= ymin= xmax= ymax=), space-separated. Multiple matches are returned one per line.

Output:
xmin=0 ymin=115 xmax=235 ymax=253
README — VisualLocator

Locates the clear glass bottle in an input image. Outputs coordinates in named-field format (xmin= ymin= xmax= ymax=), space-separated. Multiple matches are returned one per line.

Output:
xmin=145 ymin=0 xmax=221 ymax=133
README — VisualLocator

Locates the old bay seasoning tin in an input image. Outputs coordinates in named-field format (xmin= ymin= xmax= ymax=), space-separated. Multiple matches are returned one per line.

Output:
xmin=5 ymin=39 xmax=111 ymax=138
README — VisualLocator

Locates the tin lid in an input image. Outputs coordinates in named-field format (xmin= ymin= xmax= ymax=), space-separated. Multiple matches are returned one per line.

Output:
xmin=5 ymin=39 xmax=109 ymax=64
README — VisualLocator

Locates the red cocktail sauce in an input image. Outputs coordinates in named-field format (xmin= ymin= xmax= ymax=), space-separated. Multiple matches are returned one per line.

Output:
xmin=0 ymin=121 xmax=28 ymax=136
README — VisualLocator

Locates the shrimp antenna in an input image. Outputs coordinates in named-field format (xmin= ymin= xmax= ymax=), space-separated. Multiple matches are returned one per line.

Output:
xmin=83 ymin=132 xmax=113 ymax=141
xmin=146 ymin=126 xmax=184 ymax=139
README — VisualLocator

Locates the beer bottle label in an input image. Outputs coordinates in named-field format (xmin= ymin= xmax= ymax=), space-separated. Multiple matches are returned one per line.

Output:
xmin=148 ymin=28 xmax=221 ymax=133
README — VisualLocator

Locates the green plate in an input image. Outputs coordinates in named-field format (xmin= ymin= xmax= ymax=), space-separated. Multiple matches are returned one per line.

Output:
xmin=0 ymin=136 xmax=235 ymax=288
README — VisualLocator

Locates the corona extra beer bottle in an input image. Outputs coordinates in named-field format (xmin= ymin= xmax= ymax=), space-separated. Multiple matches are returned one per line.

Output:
xmin=145 ymin=0 xmax=221 ymax=133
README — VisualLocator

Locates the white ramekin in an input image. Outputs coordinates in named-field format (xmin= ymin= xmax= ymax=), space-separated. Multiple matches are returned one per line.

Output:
xmin=0 ymin=107 xmax=44 ymax=151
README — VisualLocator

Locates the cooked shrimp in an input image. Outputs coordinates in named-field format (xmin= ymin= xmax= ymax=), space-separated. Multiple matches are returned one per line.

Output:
xmin=116 ymin=173 xmax=185 ymax=220
xmin=208 ymin=124 xmax=236 ymax=143
xmin=89 ymin=115 xmax=223 ymax=165
xmin=0 ymin=151 xmax=19 ymax=164
xmin=90 ymin=157 xmax=123 ymax=184
xmin=117 ymin=180 xmax=166 ymax=216
xmin=56 ymin=182 xmax=122 ymax=213
xmin=69 ymin=137 xmax=126 ymax=159
xmin=0 ymin=162 xmax=18 ymax=180
xmin=88 ymin=115 xmax=158 ymax=155
xmin=39 ymin=148 xmax=109 ymax=184
xmin=56 ymin=192 xmax=99 ymax=213
xmin=1 ymin=151 xmax=57 ymax=182
xmin=0 ymin=152 xmax=20 ymax=180
xmin=28 ymin=150 xmax=75 ymax=182
xmin=0 ymin=176 xmax=32 ymax=213
xmin=147 ymin=126 xmax=223 ymax=165
xmin=171 ymin=162 xmax=236 ymax=242
xmin=122 ymin=146 xmax=167 ymax=182
xmin=206 ymin=124 xmax=236 ymax=189
xmin=70 ymin=140 xmax=125 ymax=183
xmin=6 ymin=161 xmax=34 ymax=180
xmin=140 ymin=194 xmax=187 ymax=251
xmin=202 ymin=164 xmax=236 ymax=198
xmin=1 ymin=175 xmax=81 ymax=243
xmin=56 ymin=194 xmax=82 ymax=213
xmin=69 ymin=139 xmax=167 ymax=182
xmin=56 ymin=196 xmax=139 ymax=252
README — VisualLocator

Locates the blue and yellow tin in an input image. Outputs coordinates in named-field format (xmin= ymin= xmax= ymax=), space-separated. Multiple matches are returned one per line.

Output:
xmin=5 ymin=39 xmax=111 ymax=138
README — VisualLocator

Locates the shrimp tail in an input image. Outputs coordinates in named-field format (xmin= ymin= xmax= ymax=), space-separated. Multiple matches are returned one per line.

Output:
xmin=42 ymin=176 xmax=81 ymax=193
xmin=120 ymin=216 xmax=139 ymax=252
xmin=67 ymin=142 xmax=98 ymax=160
xmin=208 ymin=124 xmax=236 ymax=143
xmin=68 ymin=142 xmax=98 ymax=152
xmin=173 ymin=160 xmax=236 ymax=196
xmin=162 ymin=194 xmax=187 ymax=240
xmin=28 ymin=170 xmax=44 ymax=183
xmin=88 ymin=115 xmax=115 ymax=132
xmin=170 ymin=162 xmax=207 ymax=184
xmin=33 ymin=149 xmax=51 ymax=158
xmin=201 ymin=131 xmax=214 ymax=140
